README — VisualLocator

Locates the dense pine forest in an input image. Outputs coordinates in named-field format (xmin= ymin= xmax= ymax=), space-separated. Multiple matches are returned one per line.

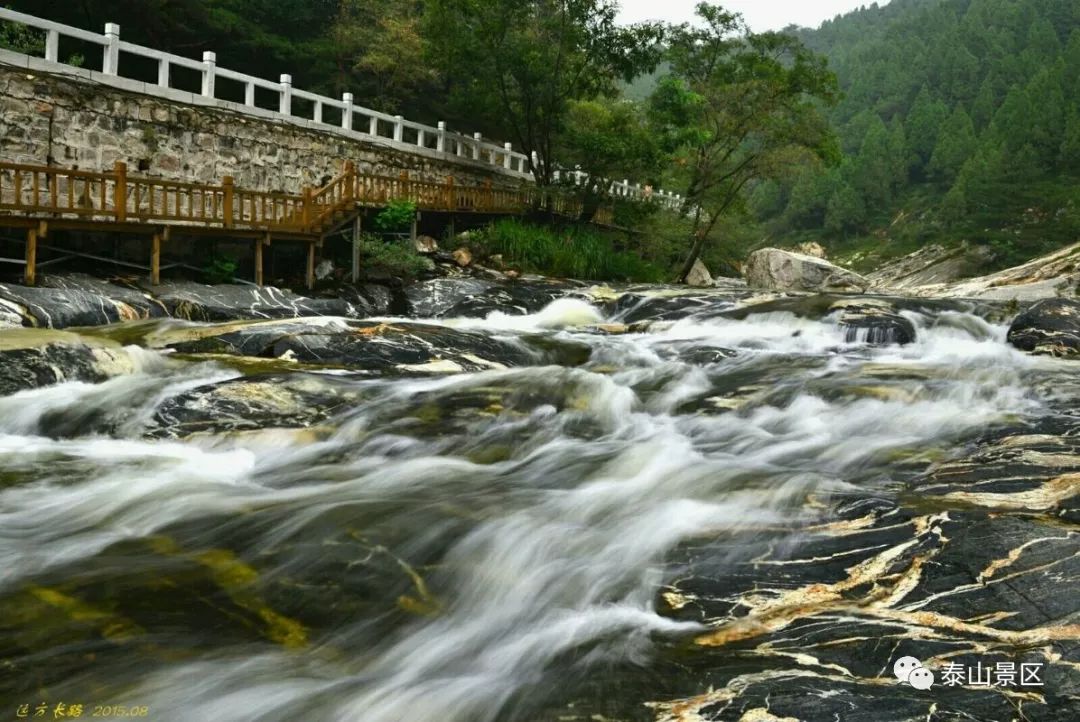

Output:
xmin=745 ymin=0 xmax=1080 ymax=271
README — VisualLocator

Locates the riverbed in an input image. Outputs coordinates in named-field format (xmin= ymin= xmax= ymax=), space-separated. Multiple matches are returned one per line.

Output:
xmin=2 ymin=280 xmax=1078 ymax=721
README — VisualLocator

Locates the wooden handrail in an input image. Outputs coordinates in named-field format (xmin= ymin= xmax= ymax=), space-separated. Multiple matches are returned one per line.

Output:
xmin=0 ymin=159 xmax=612 ymax=236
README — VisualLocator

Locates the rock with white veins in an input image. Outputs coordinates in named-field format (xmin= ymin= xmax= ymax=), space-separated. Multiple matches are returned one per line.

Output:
xmin=0 ymin=329 xmax=137 ymax=396
xmin=1007 ymin=298 xmax=1080 ymax=358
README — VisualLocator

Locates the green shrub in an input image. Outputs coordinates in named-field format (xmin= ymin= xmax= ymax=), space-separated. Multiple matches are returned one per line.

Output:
xmin=472 ymin=220 xmax=664 ymax=282
xmin=202 ymin=254 xmax=238 ymax=284
xmin=373 ymin=200 xmax=417 ymax=232
xmin=358 ymin=233 xmax=433 ymax=278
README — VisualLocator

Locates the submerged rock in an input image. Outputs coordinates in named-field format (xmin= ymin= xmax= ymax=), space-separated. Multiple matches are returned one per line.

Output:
xmin=164 ymin=318 xmax=581 ymax=374
xmin=1007 ymin=298 xmax=1080 ymax=358
xmin=830 ymin=299 xmax=916 ymax=345
xmin=149 ymin=373 xmax=366 ymax=437
xmin=744 ymin=247 xmax=868 ymax=293
xmin=0 ymin=330 xmax=136 ymax=396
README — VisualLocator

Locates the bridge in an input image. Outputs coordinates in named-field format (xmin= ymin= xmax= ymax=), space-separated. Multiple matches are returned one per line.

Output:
xmin=0 ymin=8 xmax=682 ymax=290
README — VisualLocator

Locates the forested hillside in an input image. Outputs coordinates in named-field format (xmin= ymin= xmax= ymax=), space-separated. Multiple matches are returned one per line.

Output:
xmin=746 ymin=0 xmax=1080 ymax=271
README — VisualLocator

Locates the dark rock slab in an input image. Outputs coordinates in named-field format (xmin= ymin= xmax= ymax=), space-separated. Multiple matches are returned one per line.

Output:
xmin=0 ymin=331 xmax=136 ymax=396
xmin=1007 ymin=298 xmax=1080 ymax=358
xmin=829 ymin=299 xmax=916 ymax=345
xmin=164 ymin=319 xmax=579 ymax=374
xmin=148 ymin=373 xmax=366 ymax=437
xmin=144 ymin=281 xmax=354 ymax=322
xmin=0 ymin=277 xmax=161 ymax=328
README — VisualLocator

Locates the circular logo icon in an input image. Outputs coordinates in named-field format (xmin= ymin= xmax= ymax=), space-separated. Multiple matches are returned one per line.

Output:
xmin=909 ymin=667 xmax=935 ymax=690
xmin=893 ymin=656 xmax=922 ymax=682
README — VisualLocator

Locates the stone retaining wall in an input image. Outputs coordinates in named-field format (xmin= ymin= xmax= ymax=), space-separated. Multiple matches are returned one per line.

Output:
xmin=0 ymin=63 xmax=520 ymax=194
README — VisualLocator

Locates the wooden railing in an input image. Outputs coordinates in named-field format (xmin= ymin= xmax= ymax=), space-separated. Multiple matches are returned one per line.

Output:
xmin=0 ymin=160 xmax=618 ymax=236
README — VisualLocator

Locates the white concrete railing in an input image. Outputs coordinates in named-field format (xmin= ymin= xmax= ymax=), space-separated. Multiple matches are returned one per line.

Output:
xmin=0 ymin=7 xmax=683 ymax=209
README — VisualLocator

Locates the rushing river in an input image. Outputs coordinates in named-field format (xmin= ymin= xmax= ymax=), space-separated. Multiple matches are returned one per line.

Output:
xmin=2 ymin=282 xmax=1079 ymax=722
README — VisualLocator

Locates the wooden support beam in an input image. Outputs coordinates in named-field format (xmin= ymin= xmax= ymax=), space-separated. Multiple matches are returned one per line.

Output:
xmin=150 ymin=232 xmax=161 ymax=285
xmin=351 ymin=216 xmax=361 ymax=284
xmin=24 ymin=228 xmax=37 ymax=286
xmin=255 ymin=233 xmax=269 ymax=286
xmin=306 ymin=241 xmax=315 ymax=290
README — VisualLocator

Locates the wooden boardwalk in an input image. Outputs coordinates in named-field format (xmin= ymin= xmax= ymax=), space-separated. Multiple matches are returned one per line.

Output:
xmin=0 ymin=160 xmax=603 ymax=288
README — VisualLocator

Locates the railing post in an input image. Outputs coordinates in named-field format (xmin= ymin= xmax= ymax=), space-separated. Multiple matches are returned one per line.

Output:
xmin=437 ymin=122 xmax=446 ymax=153
xmin=158 ymin=58 xmax=170 ymax=88
xmin=472 ymin=132 xmax=482 ymax=161
xmin=446 ymin=175 xmax=455 ymax=209
xmin=301 ymin=186 xmax=312 ymax=228
xmin=313 ymin=99 xmax=323 ymax=124
xmin=342 ymin=93 xmax=354 ymax=131
xmin=369 ymin=115 xmax=378 ymax=136
xmin=102 ymin=23 xmax=120 ymax=76
xmin=279 ymin=74 xmax=292 ymax=115
xmin=244 ymin=82 xmax=255 ymax=106
xmin=393 ymin=116 xmax=404 ymax=143
xmin=417 ymin=128 xmax=425 ymax=148
xmin=503 ymin=143 xmax=513 ymax=170
xmin=201 ymin=51 xmax=216 ymax=98
xmin=222 ymin=175 xmax=234 ymax=228
xmin=344 ymin=160 xmax=355 ymax=200
xmin=44 ymin=30 xmax=59 ymax=62
xmin=114 ymin=160 xmax=127 ymax=222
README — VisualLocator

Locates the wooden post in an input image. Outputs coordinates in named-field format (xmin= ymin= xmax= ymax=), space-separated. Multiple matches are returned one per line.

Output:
xmin=222 ymin=175 xmax=234 ymax=228
xmin=301 ymin=186 xmax=313 ymax=229
xmin=305 ymin=242 xmax=315 ymax=290
xmin=150 ymin=232 xmax=161 ymax=285
xmin=351 ymin=216 xmax=361 ymax=283
xmin=24 ymin=228 xmax=37 ymax=286
xmin=484 ymin=179 xmax=493 ymax=212
xmin=343 ymin=160 xmax=355 ymax=201
xmin=446 ymin=176 xmax=455 ymax=210
xmin=255 ymin=233 xmax=268 ymax=286
xmin=114 ymin=160 xmax=127 ymax=222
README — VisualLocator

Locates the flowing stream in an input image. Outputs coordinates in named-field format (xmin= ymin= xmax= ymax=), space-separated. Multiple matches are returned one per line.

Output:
xmin=2 ymin=284 xmax=1077 ymax=721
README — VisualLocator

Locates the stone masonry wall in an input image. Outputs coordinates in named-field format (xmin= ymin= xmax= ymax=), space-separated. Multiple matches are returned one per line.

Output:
xmin=0 ymin=63 xmax=521 ymax=194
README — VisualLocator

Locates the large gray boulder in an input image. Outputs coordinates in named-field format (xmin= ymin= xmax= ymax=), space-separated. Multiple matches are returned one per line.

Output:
xmin=744 ymin=248 xmax=868 ymax=293
xmin=1007 ymin=298 xmax=1080 ymax=358
xmin=684 ymin=259 xmax=713 ymax=288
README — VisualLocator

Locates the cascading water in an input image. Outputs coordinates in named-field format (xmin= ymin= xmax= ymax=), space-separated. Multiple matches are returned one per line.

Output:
xmin=2 ymin=285 xmax=1076 ymax=722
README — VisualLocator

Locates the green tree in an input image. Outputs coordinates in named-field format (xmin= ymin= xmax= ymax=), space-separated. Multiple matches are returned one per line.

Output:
xmin=825 ymin=180 xmax=866 ymax=236
xmin=329 ymin=0 xmax=438 ymax=112
xmin=556 ymin=98 xmax=661 ymax=220
xmin=929 ymin=107 xmax=977 ymax=183
xmin=653 ymin=3 xmax=838 ymax=281
xmin=905 ymin=86 xmax=949 ymax=173
xmin=424 ymin=0 xmax=664 ymax=183
xmin=851 ymin=116 xmax=893 ymax=209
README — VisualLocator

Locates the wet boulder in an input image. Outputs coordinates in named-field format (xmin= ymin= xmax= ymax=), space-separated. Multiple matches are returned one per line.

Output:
xmin=830 ymin=300 xmax=916 ymax=346
xmin=1007 ymin=298 xmax=1080 ymax=358
xmin=0 ymin=330 xmax=137 ymax=396
xmin=145 ymin=281 xmax=353 ymax=322
xmin=744 ymin=247 xmax=868 ymax=293
xmin=149 ymin=373 xmax=366 ymax=437
xmin=165 ymin=318 xmax=556 ymax=374
xmin=404 ymin=278 xmax=495 ymax=317
xmin=0 ymin=276 xmax=162 ymax=328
